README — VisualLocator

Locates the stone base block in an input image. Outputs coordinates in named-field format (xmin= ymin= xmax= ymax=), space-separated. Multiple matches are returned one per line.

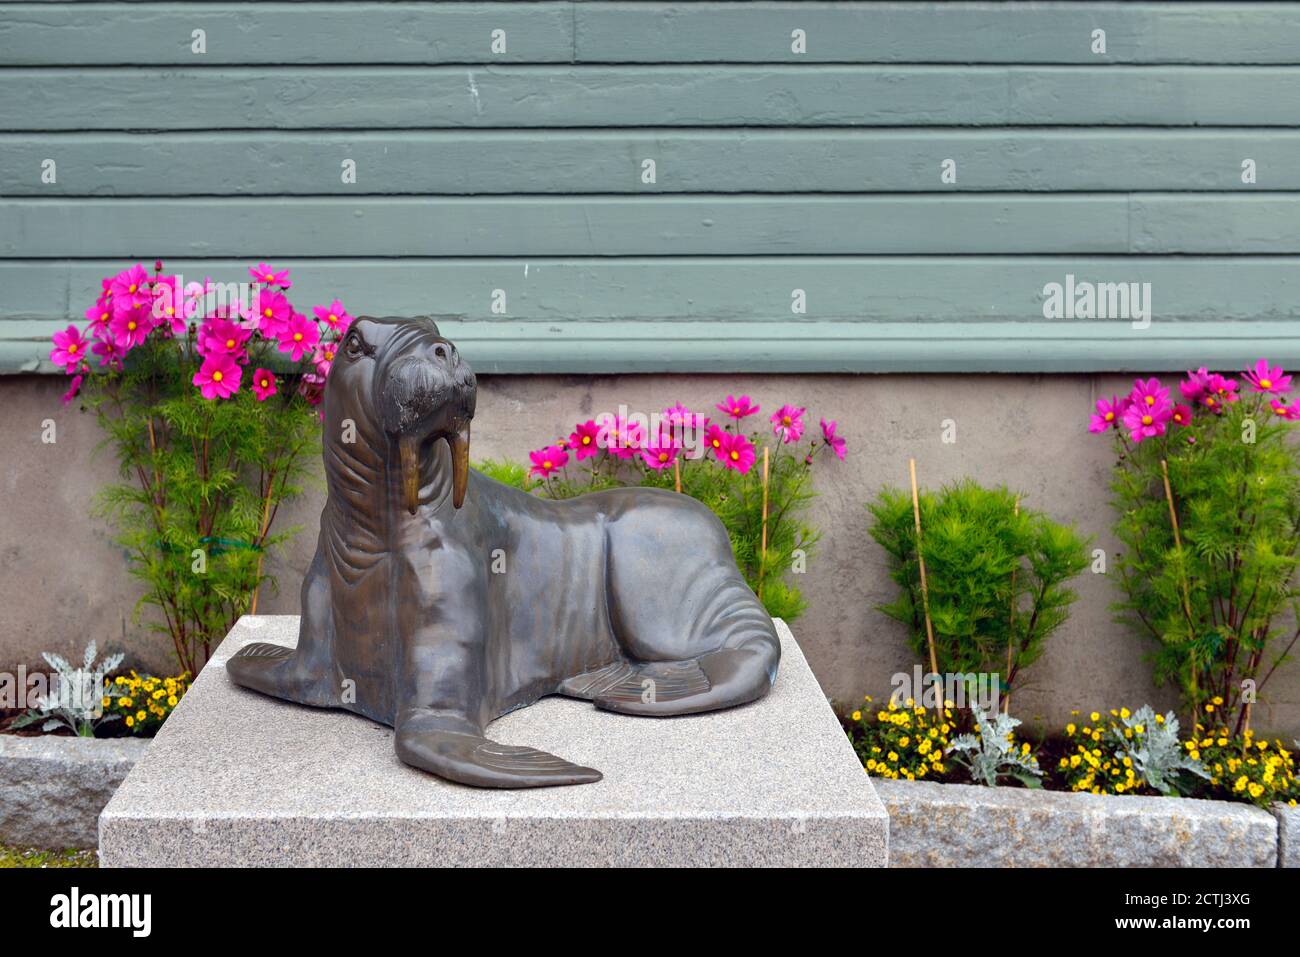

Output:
xmin=99 ymin=616 xmax=887 ymax=867
xmin=1 ymin=735 xmax=149 ymax=850
xmin=877 ymin=778 xmax=1277 ymax=868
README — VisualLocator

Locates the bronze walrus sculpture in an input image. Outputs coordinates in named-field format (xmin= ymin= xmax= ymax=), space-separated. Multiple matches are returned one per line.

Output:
xmin=227 ymin=316 xmax=781 ymax=788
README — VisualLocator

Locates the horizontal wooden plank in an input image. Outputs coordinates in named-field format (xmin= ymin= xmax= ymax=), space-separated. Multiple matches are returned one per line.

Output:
xmin=0 ymin=2 xmax=574 ymax=65
xmin=5 ymin=66 xmax=1300 ymax=130
xmin=574 ymin=3 xmax=1300 ymax=66
xmin=5 ymin=314 xmax=1296 ymax=375
xmin=8 ymin=196 xmax=1300 ymax=257
xmin=5 ymin=129 xmax=1298 ymax=195
xmin=4 ymin=3 xmax=1300 ymax=66
xmin=5 ymin=255 xmax=1300 ymax=325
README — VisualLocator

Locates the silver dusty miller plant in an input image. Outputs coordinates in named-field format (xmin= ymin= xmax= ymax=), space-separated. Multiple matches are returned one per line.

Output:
xmin=946 ymin=704 xmax=1043 ymax=787
xmin=12 ymin=640 xmax=124 ymax=737
xmin=1110 ymin=705 xmax=1208 ymax=796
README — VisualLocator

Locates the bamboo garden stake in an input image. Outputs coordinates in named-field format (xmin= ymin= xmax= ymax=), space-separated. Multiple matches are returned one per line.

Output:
xmin=1004 ymin=496 xmax=1020 ymax=713
xmin=909 ymin=458 xmax=942 ymax=713
xmin=1160 ymin=458 xmax=1200 ymax=713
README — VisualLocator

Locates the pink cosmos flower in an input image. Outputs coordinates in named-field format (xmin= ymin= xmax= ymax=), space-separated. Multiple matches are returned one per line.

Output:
xmin=314 ymin=340 xmax=338 ymax=377
xmin=1170 ymin=404 xmax=1193 ymax=427
xmin=150 ymin=275 xmax=199 ymax=335
xmin=50 ymin=324 xmax=88 ymax=371
xmin=705 ymin=423 xmax=728 ymax=459
xmin=1270 ymin=398 xmax=1300 ymax=421
xmin=257 ymin=289 xmax=294 ymax=339
xmin=198 ymin=317 xmax=251 ymax=357
xmin=717 ymin=431 xmax=756 ymax=473
xmin=84 ymin=302 xmax=112 ymax=336
xmin=568 ymin=420 xmax=602 ymax=461
xmin=1201 ymin=374 xmax=1239 ymax=412
xmin=250 ymin=263 xmax=291 ymax=289
xmin=640 ymin=434 xmax=680 ymax=471
xmin=770 ymin=404 xmax=806 ymax=444
xmin=61 ymin=374 xmax=83 ymax=406
xmin=108 ymin=305 xmax=152 ymax=350
xmin=1128 ymin=377 xmax=1170 ymax=413
xmin=1089 ymin=396 xmax=1125 ymax=434
xmin=298 ymin=372 xmax=325 ymax=407
xmin=1180 ymin=367 xmax=1211 ymax=402
xmin=92 ymin=336 xmax=124 ymax=370
xmin=1121 ymin=396 xmax=1173 ymax=443
xmin=278 ymin=313 xmax=321 ymax=362
xmin=1243 ymin=359 xmax=1292 ymax=395
xmin=529 ymin=444 xmax=569 ymax=478
xmin=597 ymin=414 xmax=643 ymax=460
xmin=820 ymin=418 xmax=847 ymax=460
xmin=109 ymin=264 xmax=152 ymax=312
xmin=192 ymin=353 xmax=241 ymax=400
xmin=716 ymin=394 xmax=759 ymax=420
xmin=250 ymin=368 xmax=278 ymax=402
xmin=313 ymin=300 xmax=353 ymax=335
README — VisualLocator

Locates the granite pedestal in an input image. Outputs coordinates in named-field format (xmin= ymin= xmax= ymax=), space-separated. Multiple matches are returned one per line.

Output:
xmin=99 ymin=616 xmax=887 ymax=867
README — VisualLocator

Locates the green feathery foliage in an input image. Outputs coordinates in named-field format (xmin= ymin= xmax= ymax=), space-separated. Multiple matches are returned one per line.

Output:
xmin=868 ymin=480 xmax=1091 ymax=698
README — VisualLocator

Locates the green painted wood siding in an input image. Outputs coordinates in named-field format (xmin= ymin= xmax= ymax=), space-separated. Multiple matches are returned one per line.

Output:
xmin=2 ymin=2 xmax=1298 ymax=374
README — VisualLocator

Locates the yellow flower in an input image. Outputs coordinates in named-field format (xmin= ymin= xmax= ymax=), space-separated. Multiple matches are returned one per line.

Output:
xmin=1212 ymin=696 xmax=1224 ymax=706
xmin=1090 ymin=712 xmax=1100 ymax=722
xmin=1066 ymin=723 xmax=1076 ymax=735
xmin=136 ymin=710 xmax=146 ymax=722
xmin=899 ymin=737 xmax=910 ymax=748
xmin=1205 ymin=704 xmax=1215 ymax=713
xmin=119 ymin=696 xmax=133 ymax=708
xmin=167 ymin=695 xmax=178 ymax=707
xmin=1120 ymin=707 xmax=1130 ymax=719
xmin=1190 ymin=750 xmax=1200 ymax=761
xmin=887 ymin=752 xmax=898 ymax=762
xmin=124 ymin=716 xmax=134 ymax=727
xmin=851 ymin=711 xmax=862 ymax=721
xmin=101 ymin=696 xmax=110 ymax=708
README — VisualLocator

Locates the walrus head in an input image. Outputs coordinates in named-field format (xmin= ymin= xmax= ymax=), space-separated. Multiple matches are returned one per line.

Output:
xmin=331 ymin=316 xmax=477 ymax=513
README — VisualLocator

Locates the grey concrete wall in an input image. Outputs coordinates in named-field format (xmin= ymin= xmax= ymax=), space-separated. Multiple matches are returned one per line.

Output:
xmin=3 ymin=372 xmax=1296 ymax=737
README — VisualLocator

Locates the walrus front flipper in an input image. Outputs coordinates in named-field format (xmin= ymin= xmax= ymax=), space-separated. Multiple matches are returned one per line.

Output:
xmin=395 ymin=713 xmax=602 ymax=789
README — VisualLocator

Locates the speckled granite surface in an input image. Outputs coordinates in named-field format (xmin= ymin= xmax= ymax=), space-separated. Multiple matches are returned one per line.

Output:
xmin=877 ymin=778 xmax=1278 ymax=868
xmin=99 ymin=616 xmax=887 ymax=867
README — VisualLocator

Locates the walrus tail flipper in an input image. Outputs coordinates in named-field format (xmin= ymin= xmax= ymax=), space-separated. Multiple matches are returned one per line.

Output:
xmin=592 ymin=643 xmax=777 ymax=717
xmin=395 ymin=711 xmax=602 ymax=789
xmin=595 ymin=574 xmax=781 ymax=717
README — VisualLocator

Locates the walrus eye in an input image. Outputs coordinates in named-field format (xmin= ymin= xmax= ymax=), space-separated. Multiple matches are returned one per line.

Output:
xmin=344 ymin=332 xmax=369 ymax=359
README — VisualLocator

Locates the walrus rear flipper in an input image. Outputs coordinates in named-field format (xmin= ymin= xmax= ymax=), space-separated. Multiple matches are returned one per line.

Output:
xmin=395 ymin=712 xmax=602 ymax=789
xmin=592 ymin=644 xmax=778 ymax=717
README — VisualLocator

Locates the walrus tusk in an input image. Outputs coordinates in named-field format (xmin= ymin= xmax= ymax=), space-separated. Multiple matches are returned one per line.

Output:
xmin=399 ymin=434 xmax=421 ymax=515
xmin=449 ymin=426 xmax=470 ymax=509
